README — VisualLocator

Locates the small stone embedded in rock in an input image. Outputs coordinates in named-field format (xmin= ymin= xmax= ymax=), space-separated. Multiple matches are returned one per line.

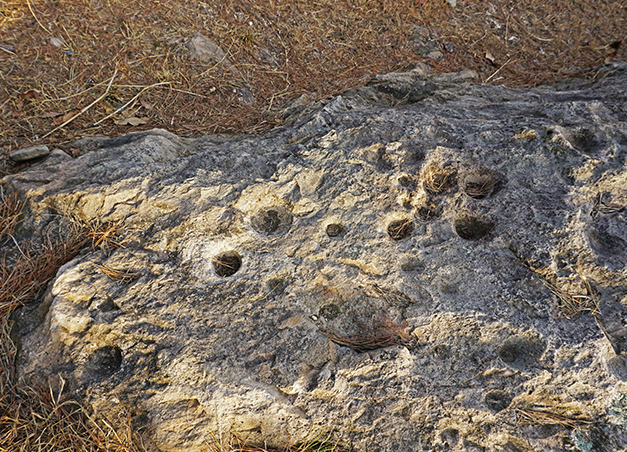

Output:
xmin=9 ymin=144 xmax=50 ymax=162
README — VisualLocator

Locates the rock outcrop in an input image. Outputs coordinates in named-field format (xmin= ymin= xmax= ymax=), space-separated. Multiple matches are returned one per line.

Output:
xmin=5 ymin=62 xmax=627 ymax=451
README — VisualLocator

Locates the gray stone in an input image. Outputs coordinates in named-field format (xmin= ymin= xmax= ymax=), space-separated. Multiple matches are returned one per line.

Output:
xmin=9 ymin=144 xmax=50 ymax=162
xmin=4 ymin=63 xmax=627 ymax=451
xmin=186 ymin=32 xmax=232 ymax=67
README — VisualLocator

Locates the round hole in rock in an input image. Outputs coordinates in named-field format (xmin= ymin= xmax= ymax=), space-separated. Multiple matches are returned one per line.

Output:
xmin=497 ymin=334 xmax=545 ymax=365
xmin=422 ymin=163 xmax=457 ymax=195
xmin=462 ymin=173 xmax=496 ymax=199
xmin=485 ymin=389 xmax=513 ymax=412
xmin=387 ymin=218 xmax=414 ymax=240
xmin=250 ymin=206 xmax=293 ymax=236
xmin=326 ymin=223 xmax=344 ymax=237
xmin=213 ymin=251 xmax=242 ymax=277
xmin=88 ymin=345 xmax=122 ymax=377
xmin=453 ymin=216 xmax=493 ymax=240
xmin=398 ymin=175 xmax=413 ymax=188
xmin=497 ymin=341 xmax=518 ymax=363
xmin=416 ymin=204 xmax=439 ymax=221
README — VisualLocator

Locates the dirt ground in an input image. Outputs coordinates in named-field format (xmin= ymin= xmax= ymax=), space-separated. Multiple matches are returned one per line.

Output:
xmin=1 ymin=0 xmax=625 ymax=170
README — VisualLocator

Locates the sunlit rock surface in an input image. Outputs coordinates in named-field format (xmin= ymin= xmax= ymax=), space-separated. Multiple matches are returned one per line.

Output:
xmin=6 ymin=62 xmax=627 ymax=451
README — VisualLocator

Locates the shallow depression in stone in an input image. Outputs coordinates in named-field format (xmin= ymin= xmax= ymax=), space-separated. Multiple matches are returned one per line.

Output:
xmin=453 ymin=215 xmax=494 ymax=240
xmin=250 ymin=206 xmax=293 ymax=236
xmin=87 ymin=345 xmax=122 ymax=377
xmin=213 ymin=250 xmax=242 ymax=277
xmin=387 ymin=218 xmax=414 ymax=240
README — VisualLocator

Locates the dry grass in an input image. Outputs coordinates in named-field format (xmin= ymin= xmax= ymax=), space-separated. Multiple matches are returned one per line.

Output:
xmin=0 ymin=382 xmax=142 ymax=452
xmin=206 ymin=432 xmax=346 ymax=452
xmin=515 ymin=407 xmax=593 ymax=430
xmin=320 ymin=313 xmax=417 ymax=353
xmin=0 ymin=191 xmax=22 ymax=238
xmin=541 ymin=274 xmax=601 ymax=319
xmin=422 ymin=162 xmax=458 ymax=196
xmin=0 ymin=0 xmax=625 ymax=167
xmin=95 ymin=264 xmax=140 ymax=282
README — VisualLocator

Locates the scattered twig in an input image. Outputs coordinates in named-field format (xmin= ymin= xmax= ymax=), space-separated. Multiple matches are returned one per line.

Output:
xmin=94 ymin=81 xmax=171 ymax=125
xmin=486 ymin=58 xmax=513 ymax=82
xmin=26 ymin=0 xmax=51 ymax=35
xmin=41 ymin=68 xmax=118 ymax=139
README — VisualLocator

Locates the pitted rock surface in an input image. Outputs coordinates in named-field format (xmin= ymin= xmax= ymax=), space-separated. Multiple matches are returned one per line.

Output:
xmin=5 ymin=63 xmax=627 ymax=451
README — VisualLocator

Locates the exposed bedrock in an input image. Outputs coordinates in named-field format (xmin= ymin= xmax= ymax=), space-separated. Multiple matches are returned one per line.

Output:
xmin=5 ymin=62 xmax=627 ymax=451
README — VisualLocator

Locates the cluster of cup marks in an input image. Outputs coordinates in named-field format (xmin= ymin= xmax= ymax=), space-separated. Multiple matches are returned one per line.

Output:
xmin=211 ymin=164 xmax=501 ymax=278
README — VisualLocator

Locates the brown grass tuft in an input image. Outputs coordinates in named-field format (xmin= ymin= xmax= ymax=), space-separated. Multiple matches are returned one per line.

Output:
xmin=422 ymin=162 xmax=458 ymax=196
xmin=320 ymin=313 xmax=417 ymax=353
xmin=0 ymin=191 xmax=23 ymax=238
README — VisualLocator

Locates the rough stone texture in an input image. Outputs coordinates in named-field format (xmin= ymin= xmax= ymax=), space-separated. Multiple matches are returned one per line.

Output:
xmin=5 ymin=62 xmax=627 ymax=451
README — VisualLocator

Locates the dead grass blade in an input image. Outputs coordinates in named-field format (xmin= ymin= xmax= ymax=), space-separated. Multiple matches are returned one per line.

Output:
xmin=93 ymin=81 xmax=170 ymax=126
xmin=541 ymin=273 xmax=600 ymax=319
xmin=319 ymin=315 xmax=417 ymax=353
xmin=85 ymin=219 xmax=130 ymax=251
xmin=41 ymin=68 xmax=118 ymax=139
xmin=0 ymin=191 xmax=23 ymax=238
xmin=515 ymin=407 xmax=593 ymax=430
xmin=95 ymin=264 xmax=140 ymax=283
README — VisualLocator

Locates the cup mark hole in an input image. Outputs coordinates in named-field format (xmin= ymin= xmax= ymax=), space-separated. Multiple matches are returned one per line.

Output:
xmin=453 ymin=216 xmax=493 ymax=240
xmin=250 ymin=206 xmax=293 ymax=236
xmin=388 ymin=218 xmax=414 ymax=240
xmin=213 ymin=251 xmax=242 ymax=277
xmin=88 ymin=346 xmax=122 ymax=377
xmin=326 ymin=223 xmax=344 ymax=237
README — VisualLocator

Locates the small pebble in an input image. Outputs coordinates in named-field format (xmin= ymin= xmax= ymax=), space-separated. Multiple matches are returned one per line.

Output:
xmin=9 ymin=145 xmax=50 ymax=162
xmin=50 ymin=37 xmax=65 ymax=47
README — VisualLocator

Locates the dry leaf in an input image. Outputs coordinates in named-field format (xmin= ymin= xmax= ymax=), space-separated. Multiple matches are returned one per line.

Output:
xmin=605 ymin=40 xmax=622 ymax=63
xmin=485 ymin=51 xmax=496 ymax=64
xmin=40 ymin=111 xmax=63 ymax=119
xmin=114 ymin=117 xmax=149 ymax=126
xmin=52 ymin=111 xmax=75 ymax=125
xmin=18 ymin=89 xmax=41 ymax=101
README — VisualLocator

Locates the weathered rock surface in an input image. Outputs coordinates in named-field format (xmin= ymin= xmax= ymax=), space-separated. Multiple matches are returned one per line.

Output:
xmin=5 ymin=62 xmax=627 ymax=451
